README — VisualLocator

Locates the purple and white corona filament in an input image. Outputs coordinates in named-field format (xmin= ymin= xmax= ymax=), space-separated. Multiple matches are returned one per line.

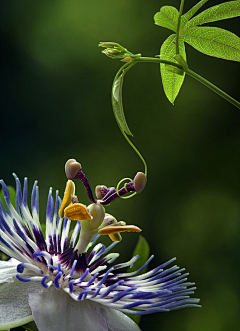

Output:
xmin=0 ymin=161 xmax=200 ymax=331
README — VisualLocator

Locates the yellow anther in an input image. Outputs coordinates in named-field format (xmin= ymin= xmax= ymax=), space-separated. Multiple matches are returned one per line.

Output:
xmin=98 ymin=225 xmax=141 ymax=236
xmin=59 ymin=180 xmax=75 ymax=218
xmin=64 ymin=203 xmax=92 ymax=221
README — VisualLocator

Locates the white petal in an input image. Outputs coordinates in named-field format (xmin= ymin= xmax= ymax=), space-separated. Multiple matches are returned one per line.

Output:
xmin=29 ymin=288 xmax=142 ymax=331
xmin=0 ymin=276 xmax=42 ymax=330
xmin=101 ymin=305 xmax=142 ymax=331
xmin=29 ymin=288 xmax=109 ymax=331
xmin=0 ymin=259 xmax=19 ymax=283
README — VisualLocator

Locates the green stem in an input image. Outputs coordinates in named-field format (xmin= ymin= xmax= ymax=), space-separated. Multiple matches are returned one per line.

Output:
xmin=176 ymin=0 xmax=185 ymax=54
xmin=133 ymin=57 xmax=240 ymax=109
xmin=185 ymin=69 xmax=240 ymax=109
xmin=134 ymin=57 xmax=183 ymax=69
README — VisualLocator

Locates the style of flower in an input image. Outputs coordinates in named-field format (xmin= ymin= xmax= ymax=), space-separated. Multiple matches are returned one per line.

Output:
xmin=0 ymin=159 xmax=200 ymax=331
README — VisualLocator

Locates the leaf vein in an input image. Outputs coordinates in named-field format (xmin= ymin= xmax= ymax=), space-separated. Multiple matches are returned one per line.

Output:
xmin=182 ymin=34 xmax=240 ymax=54
xmin=161 ymin=11 xmax=177 ymax=29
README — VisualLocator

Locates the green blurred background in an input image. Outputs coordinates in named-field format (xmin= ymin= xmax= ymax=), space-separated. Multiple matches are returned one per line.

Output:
xmin=0 ymin=0 xmax=239 ymax=330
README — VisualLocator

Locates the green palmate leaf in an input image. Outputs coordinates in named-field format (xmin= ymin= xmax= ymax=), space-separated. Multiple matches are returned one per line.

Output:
xmin=154 ymin=6 xmax=179 ymax=32
xmin=182 ymin=26 xmax=240 ymax=61
xmin=160 ymin=34 xmax=186 ymax=104
xmin=0 ymin=186 xmax=16 ymax=210
xmin=126 ymin=235 xmax=150 ymax=325
xmin=112 ymin=75 xmax=133 ymax=136
xmin=180 ymin=0 xmax=209 ymax=29
xmin=183 ymin=0 xmax=240 ymax=32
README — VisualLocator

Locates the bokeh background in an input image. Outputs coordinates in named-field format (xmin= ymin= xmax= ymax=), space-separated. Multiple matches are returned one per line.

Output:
xmin=1 ymin=0 xmax=239 ymax=330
